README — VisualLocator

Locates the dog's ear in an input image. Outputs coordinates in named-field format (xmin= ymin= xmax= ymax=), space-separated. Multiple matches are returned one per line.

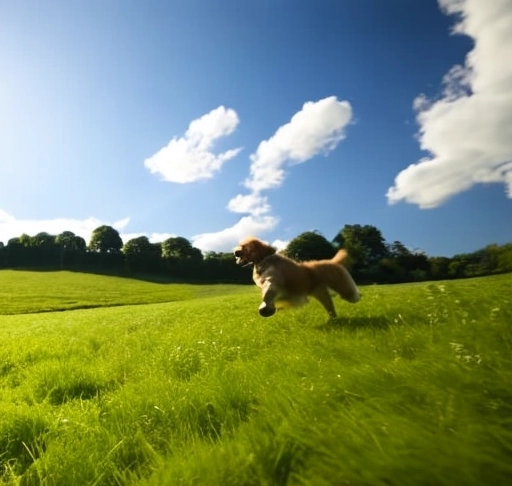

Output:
xmin=238 ymin=237 xmax=276 ymax=262
xmin=253 ymin=239 xmax=276 ymax=259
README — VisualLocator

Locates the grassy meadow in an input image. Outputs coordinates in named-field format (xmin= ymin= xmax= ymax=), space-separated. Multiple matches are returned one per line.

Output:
xmin=0 ymin=270 xmax=511 ymax=485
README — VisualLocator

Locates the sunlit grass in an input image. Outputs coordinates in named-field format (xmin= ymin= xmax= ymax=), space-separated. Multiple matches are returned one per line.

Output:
xmin=0 ymin=269 xmax=245 ymax=315
xmin=0 ymin=272 xmax=511 ymax=485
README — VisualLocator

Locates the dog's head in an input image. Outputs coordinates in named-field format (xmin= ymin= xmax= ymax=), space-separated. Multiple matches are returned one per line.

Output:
xmin=233 ymin=237 xmax=277 ymax=266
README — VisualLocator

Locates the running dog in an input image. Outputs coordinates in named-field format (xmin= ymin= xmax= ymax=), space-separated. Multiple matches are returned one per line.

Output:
xmin=234 ymin=237 xmax=360 ymax=318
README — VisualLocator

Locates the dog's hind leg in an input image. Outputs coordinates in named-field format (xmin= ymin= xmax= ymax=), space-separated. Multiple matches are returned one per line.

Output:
xmin=259 ymin=279 xmax=278 ymax=317
xmin=311 ymin=286 xmax=337 ymax=318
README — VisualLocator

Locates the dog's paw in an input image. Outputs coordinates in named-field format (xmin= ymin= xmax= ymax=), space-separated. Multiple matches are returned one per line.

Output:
xmin=259 ymin=302 xmax=276 ymax=317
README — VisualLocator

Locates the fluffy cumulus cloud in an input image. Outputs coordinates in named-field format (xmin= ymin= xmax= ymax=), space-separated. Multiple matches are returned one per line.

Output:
xmin=194 ymin=96 xmax=353 ymax=251
xmin=118 ymin=232 xmax=178 ymax=245
xmin=387 ymin=0 xmax=512 ymax=208
xmin=227 ymin=193 xmax=271 ymax=216
xmin=144 ymin=106 xmax=242 ymax=183
xmin=245 ymin=96 xmax=353 ymax=193
xmin=0 ymin=209 xmax=130 ymax=245
xmin=271 ymin=239 xmax=289 ymax=251
xmin=192 ymin=215 xmax=278 ymax=252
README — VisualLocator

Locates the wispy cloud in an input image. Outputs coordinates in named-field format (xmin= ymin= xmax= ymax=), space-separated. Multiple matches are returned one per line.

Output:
xmin=0 ymin=210 xmax=130 ymax=245
xmin=387 ymin=0 xmax=512 ymax=208
xmin=193 ymin=96 xmax=353 ymax=251
xmin=144 ymin=106 xmax=242 ymax=183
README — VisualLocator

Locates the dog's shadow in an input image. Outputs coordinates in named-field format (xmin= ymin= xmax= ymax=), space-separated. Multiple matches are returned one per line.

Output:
xmin=316 ymin=315 xmax=391 ymax=332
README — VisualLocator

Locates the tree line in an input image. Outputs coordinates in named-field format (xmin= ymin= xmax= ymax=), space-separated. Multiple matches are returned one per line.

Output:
xmin=0 ymin=224 xmax=511 ymax=284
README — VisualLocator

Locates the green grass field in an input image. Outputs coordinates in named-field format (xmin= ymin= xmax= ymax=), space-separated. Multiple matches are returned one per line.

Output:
xmin=0 ymin=270 xmax=511 ymax=485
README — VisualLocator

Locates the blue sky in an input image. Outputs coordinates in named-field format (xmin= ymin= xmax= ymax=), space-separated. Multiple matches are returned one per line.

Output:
xmin=1 ymin=0 xmax=511 ymax=257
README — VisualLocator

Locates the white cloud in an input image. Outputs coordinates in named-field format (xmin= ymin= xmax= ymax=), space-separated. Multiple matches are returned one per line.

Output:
xmin=227 ymin=193 xmax=271 ymax=216
xmin=0 ymin=210 xmax=130 ymax=245
xmin=0 ymin=209 xmax=15 ymax=224
xmin=148 ymin=232 xmax=177 ymax=243
xmin=245 ymin=96 xmax=352 ymax=192
xmin=271 ymin=239 xmax=289 ymax=251
xmin=387 ymin=0 xmax=512 ymax=208
xmin=113 ymin=217 xmax=130 ymax=231
xmin=119 ymin=232 xmax=178 ymax=244
xmin=192 ymin=215 xmax=278 ymax=252
xmin=144 ymin=106 xmax=242 ymax=183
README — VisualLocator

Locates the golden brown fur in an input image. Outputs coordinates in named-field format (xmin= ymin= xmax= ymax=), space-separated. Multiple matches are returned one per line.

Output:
xmin=234 ymin=237 xmax=360 ymax=318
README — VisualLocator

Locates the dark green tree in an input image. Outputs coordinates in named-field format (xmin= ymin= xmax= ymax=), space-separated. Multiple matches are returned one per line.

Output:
xmin=378 ymin=241 xmax=410 ymax=282
xmin=123 ymin=236 xmax=162 ymax=273
xmin=5 ymin=236 xmax=28 ymax=267
xmin=285 ymin=231 xmax=336 ymax=261
xmin=31 ymin=232 xmax=55 ymax=247
xmin=56 ymin=231 xmax=86 ymax=267
xmin=30 ymin=232 xmax=59 ymax=266
xmin=0 ymin=241 xmax=5 ymax=267
xmin=7 ymin=237 xmax=22 ymax=247
xmin=496 ymin=243 xmax=512 ymax=273
xmin=19 ymin=233 xmax=32 ymax=247
xmin=203 ymin=251 xmax=251 ymax=283
xmin=161 ymin=236 xmax=203 ymax=280
xmin=333 ymin=224 xmax=388 ymax=268
xmin=448 ymin=258 xmax=466 ymax=278
xmin=123 ymin=236 xmax=153 ymax=256
xmin=56 ymin=231 xmax=86 ymax=252
xmin=388 ymin=241 xmax=410 ymax=260
xmin=429 ymin=256 xmax=451 ymax=280
xmin=388 ymin=241 xmax=430 ymax=279
xmin=162 ymin=237 xmax=202 ymax=261
xmin=89 ymin=226 xmax=123 ymax=254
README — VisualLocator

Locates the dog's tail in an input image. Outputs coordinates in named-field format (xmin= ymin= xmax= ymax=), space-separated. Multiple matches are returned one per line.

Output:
xmin=331 ymin=249 xmax=349 ymax=265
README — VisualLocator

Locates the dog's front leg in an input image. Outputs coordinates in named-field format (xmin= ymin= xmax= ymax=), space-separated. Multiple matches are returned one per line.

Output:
xmin=259 ymin=278 xmax=278 ymax=317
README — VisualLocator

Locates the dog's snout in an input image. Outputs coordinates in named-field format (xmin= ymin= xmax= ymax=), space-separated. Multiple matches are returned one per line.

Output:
xmin=234 ymin=249 xmax=242 ymax=257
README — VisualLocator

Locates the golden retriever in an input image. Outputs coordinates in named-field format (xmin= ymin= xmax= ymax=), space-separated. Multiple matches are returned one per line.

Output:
xmin=234 ymin=237 xmax=360 ymax=318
